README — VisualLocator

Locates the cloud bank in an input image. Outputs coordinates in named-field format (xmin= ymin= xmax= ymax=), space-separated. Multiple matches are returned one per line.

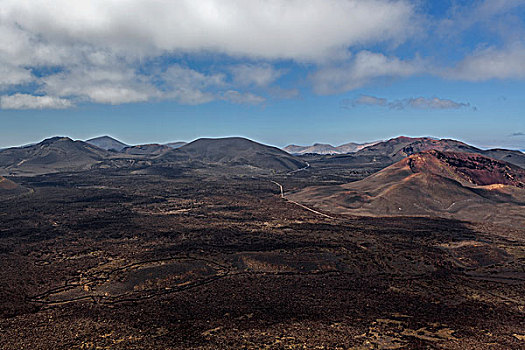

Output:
xmin=0 ymin=1 xmax=525 ymax=109
xmin=0 ymin=0 xmax=419 ymax=108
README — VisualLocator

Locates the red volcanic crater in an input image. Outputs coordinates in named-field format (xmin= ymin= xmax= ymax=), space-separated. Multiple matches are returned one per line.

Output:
xmin=410 ymin=150 xmax=525 ymax=188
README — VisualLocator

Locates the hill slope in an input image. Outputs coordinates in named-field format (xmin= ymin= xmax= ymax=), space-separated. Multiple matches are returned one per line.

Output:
xmin=86 ymin=136 xmax=129 ymax=152
xmin=289 ymin=150 xmax=525 ymax=226
xmin=0 ymin=137 xmax=109 ymax=175
xmin=160 ymin=137 xmax=307 ymax=172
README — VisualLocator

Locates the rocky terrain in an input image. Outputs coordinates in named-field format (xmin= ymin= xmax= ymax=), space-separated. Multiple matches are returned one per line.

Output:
xmin=0 ymin=166 xmax=523 ymax=349
xmin=0 ymin=135 xmax=524 ymax=348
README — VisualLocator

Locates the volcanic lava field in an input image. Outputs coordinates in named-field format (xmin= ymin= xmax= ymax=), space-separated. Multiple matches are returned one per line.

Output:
xmin=1 ymin=163 xmax=524 ymax=349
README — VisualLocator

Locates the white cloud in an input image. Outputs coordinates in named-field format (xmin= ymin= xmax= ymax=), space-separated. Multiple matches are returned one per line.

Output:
xmin=475 ymin=0 xmax=525 ymax=17
xmin=0 ymin=65 xmax=34 ymax=90
xmin=268 ymin=87 xmax=300 ymax=99
xmin=345 ymin=95 xmax=472 ymax=110
xmin=222 ymin=90 xmax=266 ymax=105
xmin=2 ymin=1 xmax=525 ymax=110
xmin=0 ymin=94 xmax=73 ymax=110
xmin=33 ymin=61 xmax=270 ymax=106
xmin=446 ymin=45 xmax=525 ymax=81
xmin=39 ymin=64 xmax=231 ymax=105
xmin=441 ymin=0 xmax=525 ymax=30
xmin=311 ymin=51 xmax=422 ymax=94
xmin=0 ymin=0 xmax=417 ymax=61
xmin=41 ymin=66 xmax=158 ymax=105
xmin=0 ymin=1 xmax=421 ymax=107
xmin=163 ymin=65 xmax=226 ymax=89
xmin=439 ymin=0 xmax=525 ymax=36
xmin=168 ymin=89 xmax=216 ymax=106
xmin=230 ymin=64 xmax=283 ymax=87
xmin=14 ymin=1 xmax=523 ymax=107
xmin=162 ymin=65 xmax=226 ymax=105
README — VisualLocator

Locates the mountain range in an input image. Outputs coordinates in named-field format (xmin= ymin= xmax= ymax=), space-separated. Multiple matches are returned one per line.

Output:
xmin=0 ymin=136 xmax=308 ymax=175
xmin=1 ymin=134 xmax=524 ymax=226
xmin=284 ymin=141 xmax=379 ymax=155
xmin=0 ymin=135 xmax=523 ymax=177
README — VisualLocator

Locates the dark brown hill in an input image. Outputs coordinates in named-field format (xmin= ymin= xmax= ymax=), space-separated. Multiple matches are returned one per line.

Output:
xmin=289 ymin=150 xmax=525 ymax=227
xmin=160 ymin=137 xmax=307 ymax=173
xmin=0 ymin=137 xmax=109 ymax=175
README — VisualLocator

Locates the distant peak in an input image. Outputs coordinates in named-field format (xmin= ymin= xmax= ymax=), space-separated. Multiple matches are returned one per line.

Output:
xmin=89 ymin=135 xmax=116 ymax=140
xmin=85 ymin=135 xmax=128 ymax=151
xmin=86 ymin=135 xmax=125 ymax=143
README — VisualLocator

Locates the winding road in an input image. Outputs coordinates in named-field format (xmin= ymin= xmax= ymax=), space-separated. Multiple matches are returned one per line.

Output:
xmin=286 ymin=161 xmax=310 ymax=175
xmin=270 ymin=179 xmax=334 ymax=219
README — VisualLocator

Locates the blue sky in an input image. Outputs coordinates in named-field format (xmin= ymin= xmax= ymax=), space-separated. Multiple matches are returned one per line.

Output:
xmin=0 ymin=0 xmax=524 ymax=150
